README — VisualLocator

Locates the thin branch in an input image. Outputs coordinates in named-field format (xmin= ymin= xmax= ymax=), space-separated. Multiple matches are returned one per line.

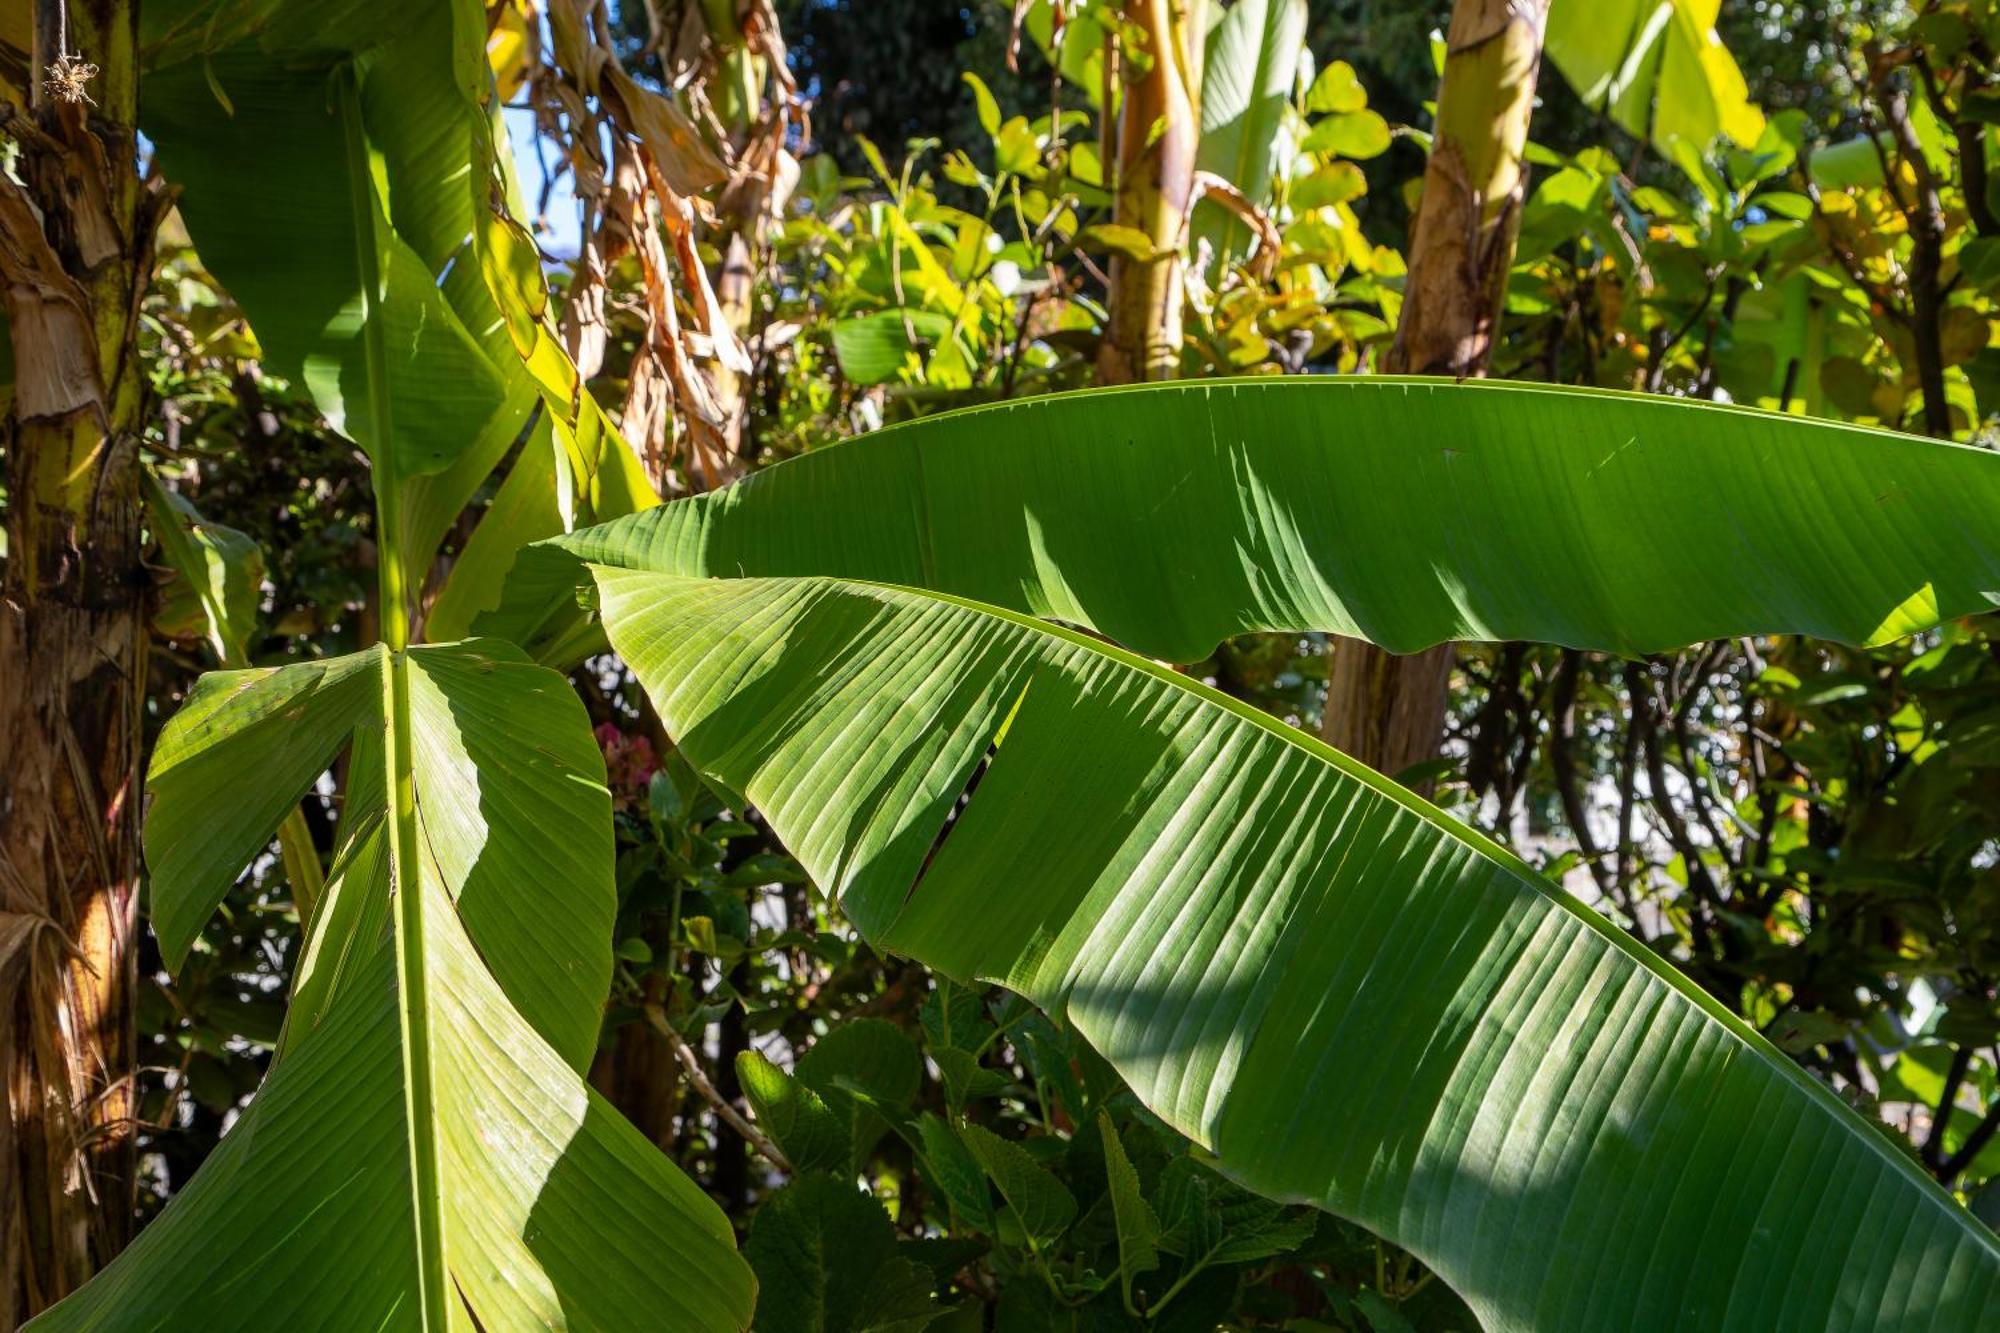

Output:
xmin=1921 ymin=1045 xmax=1973 ymax=1171
xmin=1550 ymin=650 xmax=1613 ymax=899
xmin=1937 ymin=1047 xmax=2000 ymax=1184
xmin=643 ymin=1002 xmax=791 ymax=1173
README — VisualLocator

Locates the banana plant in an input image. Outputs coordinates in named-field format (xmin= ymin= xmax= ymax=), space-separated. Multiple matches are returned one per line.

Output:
xmin=31 ymin=0 xmax=754 ymax=1327
xmin=515 ymin=378 xmax=2000 ymax=1331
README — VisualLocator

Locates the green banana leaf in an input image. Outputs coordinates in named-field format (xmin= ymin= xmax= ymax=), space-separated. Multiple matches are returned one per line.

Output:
xmin=585 ymin=560 xmax=1998 ymax=1332
xmin=30 ymin=642 xmax=755 ymax=1330
xmin=140 ymin=0 xmax=656 ymax=610
xmin=536 ymin=376 xmax=2000 ymax=1328
xmin=494 ymin=378 xmax=2000 ymax=664
xmin=1194 ymin=0 xmax=1308 ymax=271
xmin=141 ymin=469 xmax=265 ymax=665
xmin=34 ymin=3 xmax=755 ymax=1324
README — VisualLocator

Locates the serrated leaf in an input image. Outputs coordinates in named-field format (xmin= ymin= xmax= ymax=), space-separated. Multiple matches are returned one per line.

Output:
xmin=917 ymin=1113 xmax=996 ymax=1231
xmin=958 ymin=1123 xmax=1077 ymax=1248
xmin=746 ymin=1175 xmax=936 ymax=1333
xmin=738 ymin=1049 xmax=852 ymax=1175
xmin=799 ymin=1018 xmax=923 ymax=1176
xmin=1100 ymin=1113 xmax=1160 ymax=1290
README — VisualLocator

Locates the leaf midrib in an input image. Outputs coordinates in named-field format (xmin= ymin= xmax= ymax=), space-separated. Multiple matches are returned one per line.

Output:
xmin=338 ymin=58 xmax=449 ymax=1329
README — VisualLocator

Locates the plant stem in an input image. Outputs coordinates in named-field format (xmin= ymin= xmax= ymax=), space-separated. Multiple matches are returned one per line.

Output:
xmin=641 ymin=1003 xmax=790 ymax=1172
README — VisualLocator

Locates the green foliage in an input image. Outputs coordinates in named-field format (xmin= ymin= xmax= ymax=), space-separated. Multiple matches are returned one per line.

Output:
xmin=49 ymin=1 xmax=2000 ymax=1329
xmin=732 ymin=977 xmax=1448 ymax=1331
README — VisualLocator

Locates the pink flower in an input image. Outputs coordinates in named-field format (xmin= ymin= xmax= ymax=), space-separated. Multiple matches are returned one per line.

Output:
xmin=595 ymin=723 xmax=659 ymax=809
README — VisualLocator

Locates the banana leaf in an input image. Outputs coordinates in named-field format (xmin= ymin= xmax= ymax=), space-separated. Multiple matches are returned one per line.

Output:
xmin=554 ymin=376 xmax=2000 ymax=1330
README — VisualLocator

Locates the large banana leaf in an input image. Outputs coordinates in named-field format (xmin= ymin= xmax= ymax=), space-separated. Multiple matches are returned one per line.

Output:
xmin=586 ymin=562 xmax=1998 ymax=1332
xmin=495 ymin=378 xmax=2000 ymax=663
xmin=30 ymin=641 xmax=755 ymax=1330
xmin=541 ymin=376 xmax=2000 ymax=1328
xmin=140 ymin=0 xmax=657 ymax=604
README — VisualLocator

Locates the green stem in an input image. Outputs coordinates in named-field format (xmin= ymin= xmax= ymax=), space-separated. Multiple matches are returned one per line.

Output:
xmin=340 ymin=61 xmax=447 ymax=1328
xmin=276 ymin=808 xmax=324 ymax=928
xmin=1143 ymin=1251 xmax=1213 ymax=1319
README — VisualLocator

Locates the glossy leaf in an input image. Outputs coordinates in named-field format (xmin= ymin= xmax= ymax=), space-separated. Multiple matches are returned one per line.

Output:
xmin=141 ymin=0 xmax=656 ymax=605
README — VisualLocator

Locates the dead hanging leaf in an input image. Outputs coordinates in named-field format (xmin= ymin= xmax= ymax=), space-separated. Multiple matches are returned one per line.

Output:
xmin=1187 ymin=171 xmax=1281 ymax=282
xmin=650 ymin=163 xmax=750 ymax=376
xmin=718 ymin=94 xmax=803 ymax=233
xmin=1007 ymin=0 xmax=1059 ymax=73
xmin=605 ymin=67 xmax=729 ymax=196
xmin=561 ymin=140 xmax=646 ymax=382
xmin=548 ymin=81 xmax=607 ymax=201
xmin=545 ymin=0 xmax=609 ymax=93
xmin=42 ymin=51 xmax=98 ymax=105
xmin=740 ymin=0 xmax=794 ymax=92
xmin=619 ymin=179 xmax=738 ymax=494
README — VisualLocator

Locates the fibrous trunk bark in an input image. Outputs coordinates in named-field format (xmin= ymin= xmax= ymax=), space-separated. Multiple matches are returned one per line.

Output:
xmin=0 ymin=3 xmax=153 ymax=1323
xmin=1320 ymin=0 xmax=1549 ymax=781
xmin=1095 ymin=0 xmax=1202 ymax=385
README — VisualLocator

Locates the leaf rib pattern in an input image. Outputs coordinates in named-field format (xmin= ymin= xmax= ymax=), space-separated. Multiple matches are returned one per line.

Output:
xmin=33 ymin=639 xmax=754 ymax=1330
xmin=594 ymin=566 xmax=1998 ymax=1333
xmin=506 ymin=378 xmax=2000 ymax=665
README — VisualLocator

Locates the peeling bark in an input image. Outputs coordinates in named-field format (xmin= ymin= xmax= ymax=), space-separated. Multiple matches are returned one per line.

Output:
xmin=1320 ymin=0 xmax=1550 ymax=781
xmin=0 ymin=3 xmax=153 ymax=1323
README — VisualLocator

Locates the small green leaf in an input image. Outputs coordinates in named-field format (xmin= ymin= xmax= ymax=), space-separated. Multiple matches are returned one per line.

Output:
xmin=993 ymin=116 xmax=1042 ymax=176
xmin=737 ymin=1049 xmax=851 ymax=1175
xmin=1078 ymin=222 xmax=1169 ymax=262
xmin=917 ymin=1114 xmax=996 ymax=1231
xmin=920 ymin=978 xmax=992 ymax=1053
xmin=1292 ymin=160 xmax=1367 ymax=209
xmin=958 ymin=1123 xmax=1077 ymax=1248
xmin=830 ymin=310 xmax=956 ymax=385
xmin=1099 ymin=1113 xmax=1160 ymax=1297
xmin=962 ymin=70 xmax=1002 ymax=137
xmin=930 ymin=1047 xmax=1007 ymax=1109
xmin=1305 ymin=59 xmax=1367 ymax=114
xmin=1302 ymin=109 xmax=1391 ymax=159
